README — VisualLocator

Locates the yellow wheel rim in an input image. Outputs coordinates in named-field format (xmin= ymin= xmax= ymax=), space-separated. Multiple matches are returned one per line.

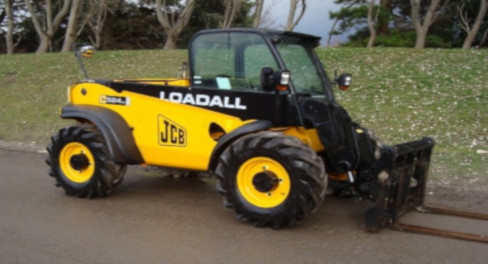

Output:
xmin=237 ymin=157 xmax=291 ymax=208
xmin=59 ymin=142 xmax=95 ymax=183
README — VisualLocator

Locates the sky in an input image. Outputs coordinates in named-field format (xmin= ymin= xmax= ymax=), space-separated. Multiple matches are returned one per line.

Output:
xmin=262 ymin=0 xmax=343 ymax=46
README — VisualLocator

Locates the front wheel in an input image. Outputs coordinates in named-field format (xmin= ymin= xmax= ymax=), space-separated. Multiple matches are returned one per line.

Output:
xmin=215 ymin=131 xmax=327 ymax=228
xmin=46 ymin=124 xmax=126 ymax=198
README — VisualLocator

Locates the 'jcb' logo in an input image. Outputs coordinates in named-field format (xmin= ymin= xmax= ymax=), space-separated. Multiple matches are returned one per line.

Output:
xmin=158 ymin=115 xmax=186 ymax=147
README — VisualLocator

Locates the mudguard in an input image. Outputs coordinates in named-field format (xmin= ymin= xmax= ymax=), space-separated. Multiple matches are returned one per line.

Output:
xmin=208 ymin=120 xmax=273 ymax=171
xmin=61 ymin=104 xmax=144 ymax=164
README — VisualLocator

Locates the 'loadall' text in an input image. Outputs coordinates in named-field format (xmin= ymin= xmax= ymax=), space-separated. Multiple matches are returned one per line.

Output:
xmin=160 ymin=92 xmax=247 ymax=110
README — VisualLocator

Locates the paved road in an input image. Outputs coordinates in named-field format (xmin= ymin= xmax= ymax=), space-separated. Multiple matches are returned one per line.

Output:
xmin=1 ymin=149 xmax=487 ymax=264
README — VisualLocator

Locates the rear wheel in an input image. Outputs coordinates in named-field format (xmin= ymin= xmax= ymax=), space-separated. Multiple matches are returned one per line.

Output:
xmin=46 ymin=124 xmax=126 ymax=198
xmin=215 ymin=131 xmax=327 ymax=228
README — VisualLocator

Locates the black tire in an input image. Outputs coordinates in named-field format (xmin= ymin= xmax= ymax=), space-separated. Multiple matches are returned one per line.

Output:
xmin=215 ymin=131 xmax=327 ymax=228
xmin=46 ymin=124 xmax=126 ymax=198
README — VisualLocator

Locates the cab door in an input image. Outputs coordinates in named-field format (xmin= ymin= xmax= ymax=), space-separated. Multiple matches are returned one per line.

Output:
xmin=189 ymin=31 xmax=283 ymax=121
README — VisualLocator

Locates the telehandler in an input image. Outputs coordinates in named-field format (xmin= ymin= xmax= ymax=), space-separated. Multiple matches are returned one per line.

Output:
xmin=46 ymin=29 xmax=487 ymax=241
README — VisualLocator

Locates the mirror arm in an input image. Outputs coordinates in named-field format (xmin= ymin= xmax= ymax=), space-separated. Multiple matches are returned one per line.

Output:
xmin=73 ymin=43 xmax=94 ymax=80
xmin=75 ymin=51 xmax=90 ymax=79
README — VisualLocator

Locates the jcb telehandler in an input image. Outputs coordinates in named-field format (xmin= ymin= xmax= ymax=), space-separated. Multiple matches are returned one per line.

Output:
xmin=46 ymin=29 xmax=487 ymax=240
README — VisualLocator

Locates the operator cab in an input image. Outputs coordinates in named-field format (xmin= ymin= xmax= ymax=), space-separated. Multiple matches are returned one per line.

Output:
xmin=189 ymin=29 xmax=335 ymax=100
xmin=189 ymin=29 xmax=365 ymax=175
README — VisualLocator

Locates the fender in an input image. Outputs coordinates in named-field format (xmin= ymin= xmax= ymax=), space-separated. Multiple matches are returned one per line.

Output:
xmin=61 ymin=104 xmax=144 ymax=164
xmin=208 ymin=120 xmax=273 ymax=171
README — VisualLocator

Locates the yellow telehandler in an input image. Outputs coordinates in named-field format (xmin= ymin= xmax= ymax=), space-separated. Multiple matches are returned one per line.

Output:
xmin=46 ymin=29 xmax=487 ymax=242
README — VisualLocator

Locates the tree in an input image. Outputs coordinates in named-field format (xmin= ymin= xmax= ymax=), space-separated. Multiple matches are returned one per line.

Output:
xmin=86 ymin=0 xmax=109 ymax=49
xmin=85 ymin=0 xmax=120 ymax=49
xmin=328 ymin=1 xmax=372 ymax=46
xmin=0 ymin=6 xmax=5 ymax=24
xmin=25 ymin=0 xmax=72 ymax=53
xmin=480 ymin=27 xmax=488 ymax=46
xmin=366 ymin=0 xmax=381 ymax=47
xmin=377 ymin=0 xmax=392 ymax=34
xmin=220 ymin=0 xmax=242 ymax=29
xmin=99 ymin=2 xmax=164 ymax=50
xmin=5 ymin=0 xmax=14 ymax=54
xmin=329 ymin=0 xmax=459 ymax=48
xmin=155 ymin=0 xmax=196 ymax=49
xmin=285 ymin=0 xmax=306 ymax=31
xmin=252 ymin=0 xmax=282 ymax=29
xmin=410 ymin=0 xmax=450 ymax=49
xmin=1 ymin=1 xmax=38 ymax=53
xmin=178 ymin=0 xmax=252 ymax=47
xmin=327 ymin=0 xmax=358 ymax=47
xmin=61 ymin=0 xmax=84 ymax=52
xmin=252 ymin=0 xmax=264 ymax=28
xmin=458 ymin=0 xmax=488 ymax=49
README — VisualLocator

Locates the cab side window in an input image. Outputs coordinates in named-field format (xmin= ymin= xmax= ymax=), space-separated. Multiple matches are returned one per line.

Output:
xmin=191 ymin=32 xmax=278 ymax=91
xmin=244 ymin=44 xmax=277 ymax=90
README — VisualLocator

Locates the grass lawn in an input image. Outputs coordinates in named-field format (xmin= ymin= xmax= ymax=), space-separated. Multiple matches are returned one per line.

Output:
xmin=0 ymin=47 xmax=486 ymax=180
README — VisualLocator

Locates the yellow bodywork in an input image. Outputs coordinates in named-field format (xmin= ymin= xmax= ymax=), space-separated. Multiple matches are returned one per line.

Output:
xmin=67 ymin=80 xmax=325 ymax=171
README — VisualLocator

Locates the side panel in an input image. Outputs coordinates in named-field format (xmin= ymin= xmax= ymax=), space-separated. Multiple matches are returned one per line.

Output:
xmin=106 ymin=81 xmax=302 ymax=126
xmin=281 ymin=127 xmax=325 ymax=152
xmin=69 ymin=82 xmax=247 ymax=171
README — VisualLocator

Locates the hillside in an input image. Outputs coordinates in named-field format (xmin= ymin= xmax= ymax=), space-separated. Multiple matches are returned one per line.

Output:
xmin=0 ymin=48 xmax=486 ymax=180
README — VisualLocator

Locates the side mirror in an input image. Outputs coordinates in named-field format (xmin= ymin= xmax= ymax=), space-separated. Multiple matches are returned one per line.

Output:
xmin=260 ymin=67 xmax=291 ymax=92
xmin=73 ymin=43 xmax=95 ymax=79
xmin=76 ymin=44 xmax=95 ymax=58
xmin=337 ymin=73 xmax=352 ymax=91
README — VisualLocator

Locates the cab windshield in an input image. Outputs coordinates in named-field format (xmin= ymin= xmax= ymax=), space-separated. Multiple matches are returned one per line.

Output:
xmin=275 ymin=36 xmax=325 ymax=96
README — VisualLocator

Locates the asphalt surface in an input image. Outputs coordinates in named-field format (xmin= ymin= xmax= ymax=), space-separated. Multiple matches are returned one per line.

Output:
xmin=1 ymin=148 xmax=487 ymax=264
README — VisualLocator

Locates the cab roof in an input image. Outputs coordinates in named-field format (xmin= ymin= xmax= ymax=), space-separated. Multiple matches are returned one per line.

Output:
xmin=194 ymin=28 xmax=322 ymax=48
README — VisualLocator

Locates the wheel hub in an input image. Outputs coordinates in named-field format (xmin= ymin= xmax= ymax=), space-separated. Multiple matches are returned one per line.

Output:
xmin=60 ymin=142 xmax=95 ymax=183
xmin=237 ymin=157 xmax=291 ymax=208
xmin=252 ymin=171 xmax=279 ymax=193
xmin=70 ymin=153 xmax=90 ymax=171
